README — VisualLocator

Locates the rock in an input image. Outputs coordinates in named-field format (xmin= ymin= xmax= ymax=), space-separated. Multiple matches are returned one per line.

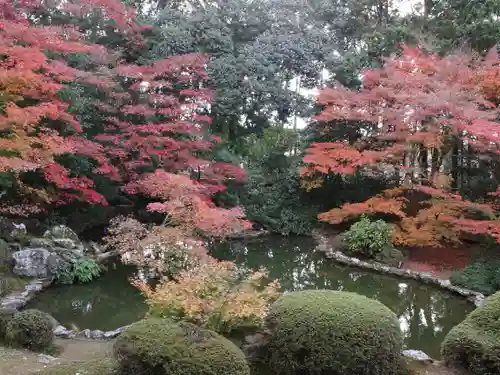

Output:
xmin=28 ymin=237 xmax=54 ymax=249
xmin=42 ymin=225 xmax=84 ymax=256
xmin=468 ymin=293 xmax=485 ymax=307
xmin=242 ymin=332 xmax=270 ymax=360
xmin=10 ymin=223 xmax=27 ymax=241
xmin=78 ymin=329 xmax=92 ymax=339
xmin=0 ymin=217 xmax=41 ymax=242
xmin=438 ymin=279 xmax=451 ymax=287
xmin=244 ymin=333 xmax=265 ymax=345
xmin=402 ymin=349 xmax=433 ymax=363
xmin=12 ymin=248 xmax=51 ymax=278
xmin=11 ymin=246 xmax=79 ymax=279
xmin=84 ymin=241 xmax=103 ymax=255
xmin=53 ymin=325 xmax=75 ymax=338
xmin=103 ymin=326 xmax=128 ymax=339
xmin=38 ymin=353 xmax=57 ymax=364
xmin=43 ymin=225 xmax=80 ymax=243
xmin=90 ymin=329 xmax=104 ymax=339
xmin=46 ymin=253 xmax=71 ymax=276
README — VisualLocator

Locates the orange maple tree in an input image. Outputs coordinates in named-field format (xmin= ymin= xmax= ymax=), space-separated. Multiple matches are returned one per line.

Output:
xmin=0 ymin=0 xmax=138 ymax=215
xmin=303 ymin=45 xmax=500 ymax=247
xmin=0 ymin=0 xmax=248 ymax=234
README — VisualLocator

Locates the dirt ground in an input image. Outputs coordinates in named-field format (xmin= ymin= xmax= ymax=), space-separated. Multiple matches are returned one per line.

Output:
xmin=0 ymin=338 xmax=469 ymax=375
xmin=405 ymin=358 xmax=469 ymax=375
xmin=0 ymin=338 xmax=115 ymax=375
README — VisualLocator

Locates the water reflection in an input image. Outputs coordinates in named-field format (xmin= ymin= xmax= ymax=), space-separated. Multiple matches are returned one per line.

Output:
xmin=211 ymin=236 xmax=473 ymax=359
xmin=26 ymin=260 xmax=148 ymax=331
xmin=25 ymin=235 xmax=472 ymax=358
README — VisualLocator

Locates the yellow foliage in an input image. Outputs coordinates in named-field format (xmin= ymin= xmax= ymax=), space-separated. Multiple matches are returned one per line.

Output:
xmin=135 ymin=261 xmax=281 ymax=335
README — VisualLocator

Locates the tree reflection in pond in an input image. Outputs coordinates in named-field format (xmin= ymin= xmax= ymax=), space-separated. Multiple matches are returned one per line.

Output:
xmin=25 ymin=236 xmax=471 ymax=358
xmin=210 ymin=236 xmax=473 ymax=359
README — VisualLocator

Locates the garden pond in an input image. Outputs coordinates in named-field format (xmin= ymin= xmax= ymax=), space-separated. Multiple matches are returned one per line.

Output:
xmin=26 ymin=235 xmax=473 ymax=359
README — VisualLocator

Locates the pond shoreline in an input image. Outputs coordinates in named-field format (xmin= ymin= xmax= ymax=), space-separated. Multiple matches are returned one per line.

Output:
xmin=313 ymin=233 xmax=485 ymax=307
xmin=0 ymin=231 xmax=483 ymax=362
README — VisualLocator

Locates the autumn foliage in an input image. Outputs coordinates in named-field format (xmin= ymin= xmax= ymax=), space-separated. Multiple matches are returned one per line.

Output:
xmin=135 ymin=261 xmax=280 ymax=335
xmin=0 ymin=0 xmax=248 ymax=239
xmin=304 ymin=45 xmax=500 ymax=247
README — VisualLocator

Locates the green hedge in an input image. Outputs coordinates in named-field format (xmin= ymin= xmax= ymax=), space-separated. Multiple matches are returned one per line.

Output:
xmin=4 ymin=309 xmax=54 ymax=351
xmin=450 ymin=261 xmax=500 ymax=295
xmin=262 ymin=290 xmax=403 ymax=375
xmin=113 ymin=318 xmax=250 ymax=375
xmin=441 ymin=291 xmax=500 ymax=375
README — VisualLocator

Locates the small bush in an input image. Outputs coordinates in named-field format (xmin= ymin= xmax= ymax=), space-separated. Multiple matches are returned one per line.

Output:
xmin=5 ymin=309 xmax=54 ymax=351
xmin=104 ymin=219 xmax=210 ymax=277
xmin=113 ymin=318 xmax=251 ymax=375
xmin=344 ymin=215 xmax=393 ymax=259
xmin=263 ymin=290 xmax=403 ymax=375
xmin=135 ymin=261 xmax=280 ymax=335
xmin=450 ymin=261 xmax=500 ymax=295
xmin=441 ymin=291 xmax=500 ymax=375
xmin=54 ymin=256 xmax=104 ymax=284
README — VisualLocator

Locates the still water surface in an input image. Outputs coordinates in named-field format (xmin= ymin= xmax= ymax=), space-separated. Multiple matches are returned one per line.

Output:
xmin=27 ymin=235 xmax=473 ymax=358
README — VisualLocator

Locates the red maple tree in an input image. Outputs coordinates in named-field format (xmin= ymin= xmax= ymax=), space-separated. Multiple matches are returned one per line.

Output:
xmin=0 ymin=0 xmax=122 ymax=215
xmin=303 ymin=45 xmax=500 ymax=246
xmin=0 ymin=0 xmax=249 ymax=238
xmin=95 ymin=53 xmax=250 ymax=237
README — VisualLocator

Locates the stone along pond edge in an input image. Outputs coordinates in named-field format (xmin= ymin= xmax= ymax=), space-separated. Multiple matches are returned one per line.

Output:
xmin=0 ymin=278 xmax=129 ymax=340
xmin=0 ymin=233 xmax=485 ymax=364
xmin=314 ymin=238 xmax=486 ymax=308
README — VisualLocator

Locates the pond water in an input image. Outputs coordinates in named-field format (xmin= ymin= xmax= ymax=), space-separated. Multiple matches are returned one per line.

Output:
xmin=26 ymin=235 xmax=473 ymax=358
xmin=26 ymin=260 xmax=148 ymax=332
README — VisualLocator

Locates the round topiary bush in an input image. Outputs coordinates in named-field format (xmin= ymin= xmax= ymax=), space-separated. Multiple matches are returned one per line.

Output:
xmin=5 ymin=309 xmax=54 ymax=351
xmin=113 ymin=318 xmax=251 ymax=375
xmin=262 ymin=290 xmax=403 ymax=375
xmin=441 ymin=291 xmax=500 ymax=375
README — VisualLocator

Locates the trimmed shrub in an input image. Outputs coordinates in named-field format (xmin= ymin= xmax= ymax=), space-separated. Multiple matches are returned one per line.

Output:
xmin=450 ymin=261 xmax=500 ymax=295
xmin=0 ymin=308 xmax=15 ymax=341
xmin=344 ymin=215 xmax=393 ymax=259
xmin=263 ymin=290 xmax=403 ymax=375
xmin=113 ymin=318 xmax=251 ymax=375
xmin=5 ymin=309 xmax=54 ymax=351
xmin=441 ymin=291 xmax=500 ymax=375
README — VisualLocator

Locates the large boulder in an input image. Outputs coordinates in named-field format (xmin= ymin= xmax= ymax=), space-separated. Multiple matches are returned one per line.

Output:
xmin=262 ymin=290 xmax=403 ymax=375
xmin=441 ymin=291 xmax=500 ymax=375
xmin=113 ymin=318 xmax=251 ymax=375
xmin=12 ymin=248 xmax=53 ymax=278
xmin=11 ymin=225 xmax=88 ymax=279
xmin=42 ymin=225 xmax=84 ymax=255
xmin=11 ymin=247 xmax=80 ymax=279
